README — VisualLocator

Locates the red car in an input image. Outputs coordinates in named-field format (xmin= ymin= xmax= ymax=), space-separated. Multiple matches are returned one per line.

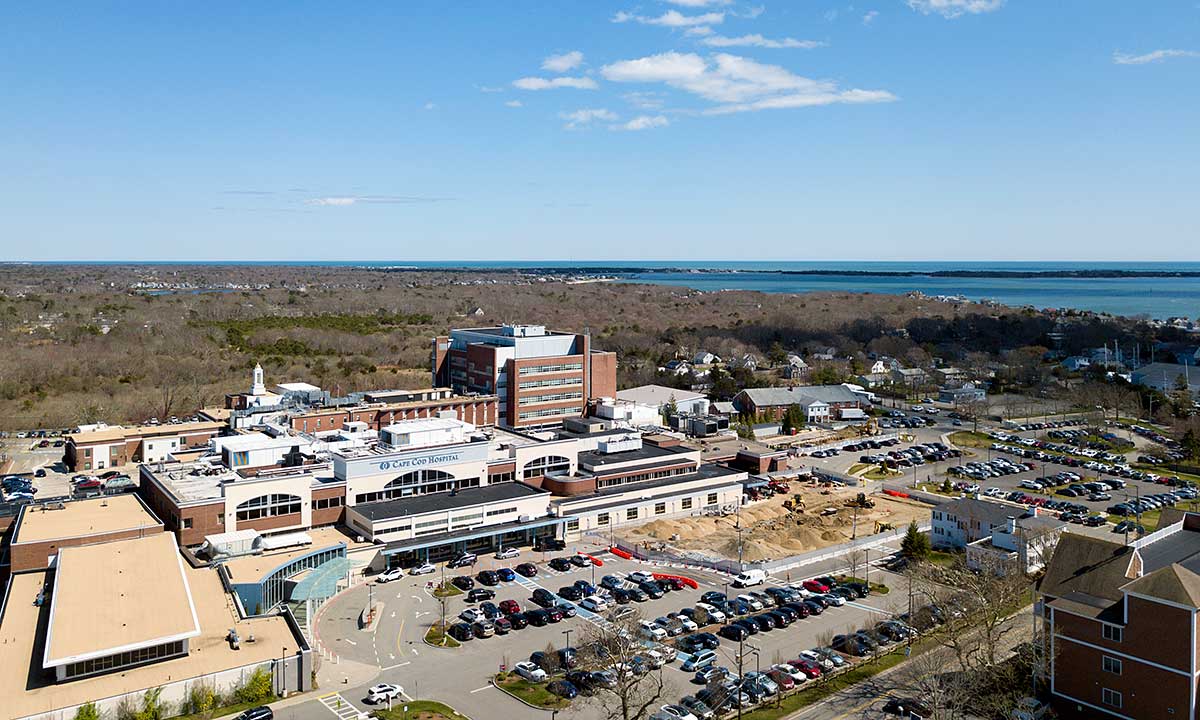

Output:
xmin=767 ymin=669 xmax=796 ymax=690
xmin=545 ymin=607 xmax=564 ymax=623
xmin=499 ymin=599 xmax=522 ymax=616
xmin=802 ymin=579 xmax=829 ymax=593
xmin=76 ymin=478 xmax=104 ymax=490
xmin=788 ymin=658 xmax=823 ymax=679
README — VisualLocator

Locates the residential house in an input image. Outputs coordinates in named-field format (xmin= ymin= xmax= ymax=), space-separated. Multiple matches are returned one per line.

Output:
xmin=930 ymin=496 xmax=1019 ymax=548
xmin=661 ymin=360 xmax=693 ymax=377
xmin=890 ymin=367 xmax=929 ymax=388
xmin=733 ymin=385 xmax=865 ymax=423
xmin=935 ymin=367 xmax=970 ymax=387
xmin=692 ymin=351 xmax=720 ymax=366
xmin=1037 ymin=516 xmax=1200 ymax=719
xmin=966 ymin=513 xmax=1064 ymax=575
xmin=938 ymin=382 xmax=987 ymax=405
xmin=735 ymin=353 xmax=759 ymax=371
xmin=856 ymin=372 xmax=892 ymax=389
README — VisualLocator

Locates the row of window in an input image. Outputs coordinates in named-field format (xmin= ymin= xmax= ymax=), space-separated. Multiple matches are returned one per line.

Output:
xmin=518 ymin=407 xmax=581 ymax=421
xmin=517 ymin=362 xmax=583 ymax=376
xmin=518 ymin=377 xmax=582 ymax=390
xmin=518 ymin=391 xmax=583 ymax=407
xmin=490 ymin=470 xmax=515 ymax=483
xmin=595 ymin=465 xmax=693 ymax=490
xmin=523 ymin=456 xmax=571 ymax=479
xmin=314 ymin=496 xmax=343 ymax=510
xmin=593 ymin=497 xmax=693 ymax=528
xmin=64 ymin=640 xmax=186 ymax=680
xmin=236 ymin=493 xmax=301 ymax=522
xmin=486 ymin=506 xmax=518 ymax=517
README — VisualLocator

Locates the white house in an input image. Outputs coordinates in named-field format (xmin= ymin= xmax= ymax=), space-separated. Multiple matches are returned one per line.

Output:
xmin=692 ymin=351 xmax=719 ymax=365
xmin=966 ymin=514 xmax=1065 ymax=575
xmin=930 ymin=497 xmax=1017 ymax=549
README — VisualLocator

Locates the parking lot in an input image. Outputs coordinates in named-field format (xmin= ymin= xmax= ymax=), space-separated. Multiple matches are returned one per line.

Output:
xmin=305 ymin=543 xmax=913 ymax=720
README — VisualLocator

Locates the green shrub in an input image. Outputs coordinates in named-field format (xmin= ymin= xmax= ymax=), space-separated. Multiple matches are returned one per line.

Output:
xmin=73 ymin=702 xmax=102 ymax=720
xmin=235 ymin=667 xmax=273 ymax=704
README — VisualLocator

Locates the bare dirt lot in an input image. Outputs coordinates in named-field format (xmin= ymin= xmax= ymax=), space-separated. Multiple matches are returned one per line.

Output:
xmin=622 ymin=484 xmax=929 ymax=563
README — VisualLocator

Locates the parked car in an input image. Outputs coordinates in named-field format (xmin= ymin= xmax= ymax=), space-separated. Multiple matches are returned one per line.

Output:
xmin=476 ymin=570 xmax=499 ymax=586
xmin=495 ymin=547 xmax=521 ymax=560
xmin=546 ymin=680 xmax=579 ymax=699
xmin=515 ymin=563 xmax=538 ymax=577
xmin=514 ymin=660 xmax=546 ymax=681
xmin=447 ymin=623 xmax=474 ymax=641
xmin=466 ymin=588 xmax=495 ymax=603
xmin=549 ymin=557 xmax=574 ymax=572
xmin=450 ymin=576 xmax=475 ymax=591
xmin=447 ymin=553 xmax=477 ymax=568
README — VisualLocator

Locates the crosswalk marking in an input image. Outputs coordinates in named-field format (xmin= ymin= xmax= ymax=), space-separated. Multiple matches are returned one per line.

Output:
xmin=317 ymin=692 xmax=364 ymax=720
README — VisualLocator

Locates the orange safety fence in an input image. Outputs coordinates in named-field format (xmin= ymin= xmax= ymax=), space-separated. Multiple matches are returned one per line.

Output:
xmin=609 ymin=546 xmax=633 ymax=560
xmin=577 ymin=552 xmax=604 ymax=567
xmin=653 ymin=573 xmax=699 ymax=589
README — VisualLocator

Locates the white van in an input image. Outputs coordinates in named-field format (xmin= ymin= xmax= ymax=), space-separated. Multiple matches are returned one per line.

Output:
xmin=640 ymin=620 xmax=667 ymax=641
xmin=732 ymin=569 xmax=766 ymax=588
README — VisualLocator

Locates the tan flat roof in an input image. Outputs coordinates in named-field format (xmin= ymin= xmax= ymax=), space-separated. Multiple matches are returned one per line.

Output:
xmin=221 ymin=526 xmax=369 ymax=581
xmin=45 ymin=532 xmax=199 ymax=667
xmin=68 ymin=420 xmax=224 ymax=445
xmin=14 ymin=495 xmax=161 ymax=545
xmin=0 ymin=565 xmax=301 ymax=719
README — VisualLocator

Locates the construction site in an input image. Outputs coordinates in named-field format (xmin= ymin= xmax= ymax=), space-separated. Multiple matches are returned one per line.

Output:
xmin=621 ymin=483 xmax=929 ymax=564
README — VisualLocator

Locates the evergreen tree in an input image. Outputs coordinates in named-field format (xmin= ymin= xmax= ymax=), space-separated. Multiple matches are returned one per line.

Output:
xmin=900 ymin=521 xmax=931 ymax=561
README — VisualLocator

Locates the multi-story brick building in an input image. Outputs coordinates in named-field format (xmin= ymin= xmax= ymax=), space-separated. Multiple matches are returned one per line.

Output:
xmin=1038 ymin=514 xmax=1200 ymax=719
xmin=288 ymin=388 xmax=497 ymax=433
xmin=64 ymin=421 xmax=225 ymax=472
xmin=431 ymin=324 xmax=617 ymax=428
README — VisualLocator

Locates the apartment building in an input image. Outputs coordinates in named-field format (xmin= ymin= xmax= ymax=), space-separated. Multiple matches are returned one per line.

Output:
xmin=1037 ymin=514 xmax=1200 ymax=719
xmin=431 ymin=324 xmax=617 ymax=428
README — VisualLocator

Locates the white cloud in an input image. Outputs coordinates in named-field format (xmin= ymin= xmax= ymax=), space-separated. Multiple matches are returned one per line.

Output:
xmin=685 ymin=25 xmax=715 ymax=36
xmin=738 ymin=5 xmax=765 ymax=19
xmin=613 ymin=10 xmax=725 ymax=26
xmin=613 ymin=115 xmax=670 ymax=131
xmin=542 ymin=50 xmax=584 ymax=73
xmin=513 ymin=76 xmax=598 ymax=90
xmin=1113 ymin=49 xmax=1200 ymax=65
xmin=305 ymin=197 xmax=357 ymax=206
xmin=906 ymin=0 xmax=1004 ymax=18
xmin=423 ymin=102 xmax=436 ymax=110
xmin=601 ymin=51 xmax=896 ymax=113
xmin=662 ymin=0 xmax=731 ymax=6
xmin=477 ymin=85 xmax=505 ymax=93
xmin=701 ymin=34 xmax=824 ymax=49
xmin=560 ymin=108 xmax=619 ymax=129
xmin=624 ymin=91 xmax=666 ymax=109
xmin=863 ymin=10 xmax=879 ymax=24
xmin=505 ymin=100 xmax=523 ymax=107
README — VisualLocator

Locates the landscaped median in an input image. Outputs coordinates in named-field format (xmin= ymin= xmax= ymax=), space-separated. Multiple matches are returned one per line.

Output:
xmin=493 ymin=672 xmax=571 ymax=710
xmin=432 ymin=581 xmax=463 ymax=598
xmin=424 ymin=621 xmax=461 ymax=648
xmin=373 ymin=701 xmax=470 ymax=719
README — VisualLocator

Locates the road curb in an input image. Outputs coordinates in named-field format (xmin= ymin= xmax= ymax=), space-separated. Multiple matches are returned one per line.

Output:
xmin=491 ymin=678 xmax=563 ymax=714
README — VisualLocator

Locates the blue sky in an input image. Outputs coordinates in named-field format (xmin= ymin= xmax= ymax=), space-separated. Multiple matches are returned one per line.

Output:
xmin=2 ymin=1 xmax=1197 ymax=262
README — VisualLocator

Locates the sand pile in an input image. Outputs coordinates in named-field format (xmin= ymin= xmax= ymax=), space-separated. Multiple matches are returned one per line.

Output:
xmin=622 ymin=485 xmax=929 ymax=563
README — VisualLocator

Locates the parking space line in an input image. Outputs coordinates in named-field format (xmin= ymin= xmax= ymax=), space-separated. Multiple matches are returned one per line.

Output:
xmin=317 ymin=693 xmax=363 ymax=720
xmin=470 ymin=685 xmax=494 ymax=693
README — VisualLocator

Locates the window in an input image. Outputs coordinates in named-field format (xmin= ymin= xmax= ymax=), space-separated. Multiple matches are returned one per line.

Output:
xmin=182 ymin=518 xmax=193 ymax=529
xmin=517 ymin=391 xmax=583 ymax=406
xmin=566 ymin=519 xmax=580 ymax=533
xmin=1102 ymin=688 xmax=1122 ymax=709
xmin=519 ymin=377 xmax=583 ymax=390
xmin=654 ymin=502 xmax=666 ymax=516
xmin=706 ymin=493 xmax=718 ymax=506
xmin=235 ymin=493 xmax=301 ymax=522
xmin=1102 ymin=656 xmax=1122 ymax=675
xmin=517 ymin=362 xmax=583 ymax=376
xmin=681 ymin=498 xmax=693 ymax=511
xmin=1102 ymin=624 xmax=1123 ymax=643
xmin=314 ymin=496 xmax=344 ymax=510
xmin=486 ymin=506 xmax=517 ymax=517
xmin=518 ymin=407 xmax=580 ymax=422
xmin=523 ymin=455 xmax=571 ymax=479
xmin=489 ymin=470 xmax=515 ymax=484
xmin=597 ymin=512 xmax=610 ymax=526
xmin=626 ymin=508 xmax=639 ymax=521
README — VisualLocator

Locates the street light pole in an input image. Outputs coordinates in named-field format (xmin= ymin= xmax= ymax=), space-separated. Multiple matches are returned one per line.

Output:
xmin=562 ymin=627 xmax=572 ymax=652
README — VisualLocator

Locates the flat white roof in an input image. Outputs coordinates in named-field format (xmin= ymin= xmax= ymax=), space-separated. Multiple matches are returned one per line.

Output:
xmin=217 ymin=432 xmax=305 ymax=452
xmin=277 ymin=382 xmax=321 ymax=393
xmin=381 ymin=417 xmax=470 ymax=434
xmin=616 ymin=384 xmax=706 ymax=406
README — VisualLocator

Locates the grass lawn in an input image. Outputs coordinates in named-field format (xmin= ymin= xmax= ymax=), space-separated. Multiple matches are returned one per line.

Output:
xmin=834 ymin=575 xmax=890 ymax=594
xmin=432 ymin=582 xmax=463 ymax=598
xmin=1107 ymin=508 xmax=1161 ymax=530
xmin=927 ymin=550 xmax=959 ymax=568
xmin=1135 ymin=464 xmax=1200 ymax=485
xmin=374 ymin=701 xmax=468 ymax=720
xmin=174 ymin=697 xmax=279 ymax=720
xmin=424 ymin=622 xmax=461 ymax=648
xmin=494 ymin=673 xmax=570 ymax=710
xmin=949 ymin=431 xmax=993 ymax=449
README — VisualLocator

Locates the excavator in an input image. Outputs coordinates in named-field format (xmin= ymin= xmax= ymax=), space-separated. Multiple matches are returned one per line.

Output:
xmin=856 ymin=417 xmax=880 ymax=437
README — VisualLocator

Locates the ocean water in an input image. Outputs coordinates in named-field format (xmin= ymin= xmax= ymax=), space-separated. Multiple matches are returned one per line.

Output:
xmin=386 ymin=261 xmax=1200 ymax=320
xmin=34 ymin=260 xmax=1200 ymax=319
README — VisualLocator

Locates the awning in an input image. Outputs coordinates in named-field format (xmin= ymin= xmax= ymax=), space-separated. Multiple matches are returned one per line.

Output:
xmin=381 ymin=516 xmax=564 ymax=556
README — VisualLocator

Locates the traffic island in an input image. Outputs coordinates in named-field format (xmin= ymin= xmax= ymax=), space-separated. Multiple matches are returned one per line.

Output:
xmin=424 ymin=622 xmax=461 ymax=649
xmin=431 ymin=582 xmax=463 ymax=599
xmin=493 ymin=672 xmax=571 ymax=710
xmin=373 ymin=700 xmax=470 ymax=719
